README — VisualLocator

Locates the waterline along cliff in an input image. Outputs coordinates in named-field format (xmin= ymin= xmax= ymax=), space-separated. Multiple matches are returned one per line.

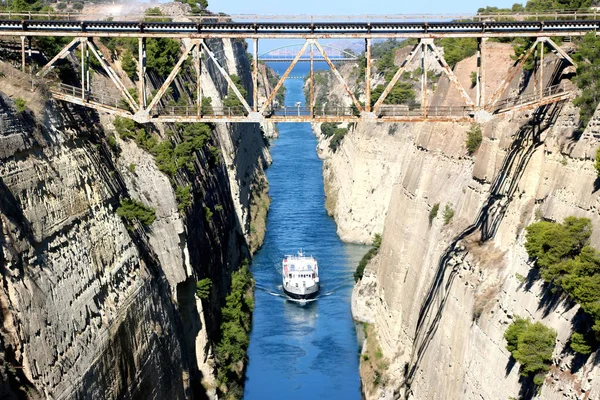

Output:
xmin=0 ymin=3 xmax=276 ymax=398
xmin=312 ymin=38 xmax=600 ymax=398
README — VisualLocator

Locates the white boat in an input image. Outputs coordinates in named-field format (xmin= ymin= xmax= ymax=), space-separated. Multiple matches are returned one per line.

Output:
xmin=282 ymin=251 xmax=320 ymax=300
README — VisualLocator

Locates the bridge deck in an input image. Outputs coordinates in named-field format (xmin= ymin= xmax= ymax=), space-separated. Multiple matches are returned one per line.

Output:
xmin=0 ymin=19 xmax=600 ymax=38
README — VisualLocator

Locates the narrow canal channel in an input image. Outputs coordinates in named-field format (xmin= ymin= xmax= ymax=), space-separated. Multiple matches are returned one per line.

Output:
xmin=243 ymin=64 xmax=366 ymax=399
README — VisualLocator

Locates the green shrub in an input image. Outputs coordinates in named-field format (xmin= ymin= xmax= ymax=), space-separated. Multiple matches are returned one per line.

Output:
xmin=595 ymin=147 xmax=600 ymax=177
xmin=107 ymin=135 xmax=120 ymax=154
xmin=504 ymin=317 xmax=557 ymax=385
xmin=128 ymin=163 xmax=136 ymax=173
xmin=570 ymin=332 xmax=593 ymax=355
xmin=470 ymin=71 xmax=477 ymax=88
xmin=354 ymin=234 xmax=382 ymax=282
xmin=215 ymin=261 xmax=254 ymax=394
xmin=320 ymin=122 xmax=338 ymax=137
xmin=466 ymin=124 xmax=483 ymax=154
xmin=116 ymin=198 xmax=156 ymax=226
xmin=443 ymin=204 xmax=455 ymax=225
xmin=120 ymin=49 xmax=136 ymax=79
xmin=437 ymin=37 xmax=478 ymax=68
xmin=14 ymin=97 xmax=26 ymax=113
xmin=196 ymin=278 xmax=212 ymax=299
xmin=429 ymin=203 xmax=439 ymax=226
xmin=223 ymin=74 xmax=248 ymax=110
xmin=175 ymin=185 xmax=192 ymax=212
xmin=204 ymin=206 xmax=214 ymax=222
xmin=329 ymin=128 xmax=348 ymax=152
xmin=524 ymin=217 xmax=600 ymax=341
xmin=573 ymin=33 xmax=600 ymax=129
xmin=201 ymin=96 xmax=214 ymax=114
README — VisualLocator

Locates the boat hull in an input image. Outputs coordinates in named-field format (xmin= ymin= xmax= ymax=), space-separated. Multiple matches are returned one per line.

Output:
xmin=283 ymin=285 xmax=320 ymax=300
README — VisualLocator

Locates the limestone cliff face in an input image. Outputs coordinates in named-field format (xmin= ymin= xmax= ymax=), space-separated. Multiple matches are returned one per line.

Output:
xmin=0 ymin=33 xmax=269 ymax=399
xmin=318 ymin=42 xmax=600 ymax=398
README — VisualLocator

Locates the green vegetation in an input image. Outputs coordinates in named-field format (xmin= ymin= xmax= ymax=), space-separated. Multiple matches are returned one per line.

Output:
xmin=504 ymin=317 xmax=557 ymax=385
xmin=223 ymin=75 xmax=248 ymax=111
xmin=116 ymin=198 xmax=156 ymax=227
xmin=14 ymin=97 xmax=26 ymax=113
xmin=370 ymin=82 xmax=415 ymax=108
xmin=470 ymin=71 xmax=477 ymax=88
xmin=175 ymin=185 xmax=192 ymax=212
xmin=465 ymin=124 xmax=483 ymax=154
xmin=443 ymin=204 xmax=455 ymax=225
xmin=201 ymin=96 xmax=214 ymax=115
xmin=570 ymin=332 xmax=593 ymax=355
xmin=216 ymin=261 xmax=254 ymax=399
xmin=128 ymin=163 xmax=136 ymax=173
xmin=354 ymin=234 xmax=382 ymax=282
xmin=596 ymin=147 xmax=600 ymax=176
xmin=515 ymin=273 xmax=526 ymax=283
xmin=113 ymin=117 xmax=213 ymax=177
xmin=196 ymin=278 xmax=212 ymax=300
xmin=320 ymin=122 xmax=338 ymax=137
xmin=107 ymin=135 xmax=120 ymax=154
xmin=429 ymin=203 xmax=440 ymax=226
xmin=573 ymin=33 xmax=600 ymax=129
xmin=436 ymin=38 xmax=478 ymax=68
xmin=121 ymin=50 xmax=136 ymax=79
xmin=525 ymin=217 xmax=600 ymax=339
xmin=328 ymin=127 xmax=348 ymax=152
xmin=204 ymin=206 xmax=214 ymax=222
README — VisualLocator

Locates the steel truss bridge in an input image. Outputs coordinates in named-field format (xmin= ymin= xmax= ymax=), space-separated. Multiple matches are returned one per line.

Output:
xmin=0 ymin=12 xmax=590 ymax=124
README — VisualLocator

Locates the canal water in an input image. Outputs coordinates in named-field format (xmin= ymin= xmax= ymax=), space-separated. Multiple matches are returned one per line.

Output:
xmin=243 ymin=63 xmax=366 ymax=399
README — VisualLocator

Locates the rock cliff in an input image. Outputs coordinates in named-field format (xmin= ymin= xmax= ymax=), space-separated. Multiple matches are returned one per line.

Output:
xmin=0 ymin=28 xmax=270 ymax=400
xmin=316 ymin=42 xmax=600 ymax=398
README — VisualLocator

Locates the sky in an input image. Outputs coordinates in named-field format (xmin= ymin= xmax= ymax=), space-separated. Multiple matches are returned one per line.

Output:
xmin=210 ymin=0 xmax=519 ymax=16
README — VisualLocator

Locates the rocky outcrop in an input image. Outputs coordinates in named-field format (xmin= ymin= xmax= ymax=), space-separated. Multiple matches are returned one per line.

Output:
xmin=318 ymin=42 xmax=600 ymax=398
xmin=0 ymin=27 xmax=270 ymax=399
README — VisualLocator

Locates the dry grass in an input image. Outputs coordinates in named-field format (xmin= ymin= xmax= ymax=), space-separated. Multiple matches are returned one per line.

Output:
xmin=464 ymin=235 xmax=506 ymax=270
xmin=359 ymin=324 xmax=389 ymax=396
xmin=473 ymin=283 xmax=501 ymax=321
xmin=0 ymin=62 xmax=49 ymax=116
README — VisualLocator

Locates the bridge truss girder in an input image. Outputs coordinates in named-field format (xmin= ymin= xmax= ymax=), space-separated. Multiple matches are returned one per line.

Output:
xmin=26 ymin=30 xmax=578 ymax=124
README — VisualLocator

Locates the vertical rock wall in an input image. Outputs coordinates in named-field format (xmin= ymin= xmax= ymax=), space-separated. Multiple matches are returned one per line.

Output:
xmin=317 ymin=42 xmax=600 ymax=398
xmin=0 ymin=32 xmax=270 ymax=399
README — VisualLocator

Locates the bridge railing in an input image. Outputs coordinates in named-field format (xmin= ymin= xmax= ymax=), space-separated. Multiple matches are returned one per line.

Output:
xmin=377 ymin=105 xmax=475 ymax=118
xmin=50 ymin=83 xmax=128 ymax=110
xmin=493 ymin=84 xmax=568 ymax=111
xmin=267 ymin=105 xmax=359 ymax=117
xmin=153 ymin=105 xmax=247 ymax=117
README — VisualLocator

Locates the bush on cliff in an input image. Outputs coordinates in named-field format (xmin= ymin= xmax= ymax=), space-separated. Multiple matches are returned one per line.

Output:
xmin=570 ymin=332 xmax=593 ymax=355
xmin=525 ymin=217 xmax=600 ymax=340
xmin=196 ymin=278 xmax=212 ymax=299
xmin=573 ymin=32 xmax=600 ymax=129
xmin=216 ymin=261 xmax=254 ymax=398
xmin=465 ymin=124 xmax=483 ymax=154
xmin=116 ymin=198 xmax=156 ymax=227
xmin=504 ymin=317 xmax=557 ymax=385
xmin=354 ymin=234 xmax=382 ymax=282
xmin=328 ymin=127 xmax=348 ymax=152
xmin=595 ymin=147 xmax=600 ymax=177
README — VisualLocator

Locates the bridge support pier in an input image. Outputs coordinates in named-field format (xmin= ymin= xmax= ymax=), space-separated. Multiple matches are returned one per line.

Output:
xmin=365 ymin=38 xmax=371 ymax=112
xmin=138 ymin=37 xmax=147 ymax=108
xmin=253 ymin=38 xmax=258 ymax=112
xmin=20 ymin=36 xmax=25 ymax=72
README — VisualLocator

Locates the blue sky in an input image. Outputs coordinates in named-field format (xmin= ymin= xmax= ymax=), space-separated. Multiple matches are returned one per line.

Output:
xmin=211 ymin=0 xmax=518 ymax=16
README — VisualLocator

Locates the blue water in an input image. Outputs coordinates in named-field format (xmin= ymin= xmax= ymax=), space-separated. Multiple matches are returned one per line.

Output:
xmin=243 ymin=64 xmax=365 ymax=400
